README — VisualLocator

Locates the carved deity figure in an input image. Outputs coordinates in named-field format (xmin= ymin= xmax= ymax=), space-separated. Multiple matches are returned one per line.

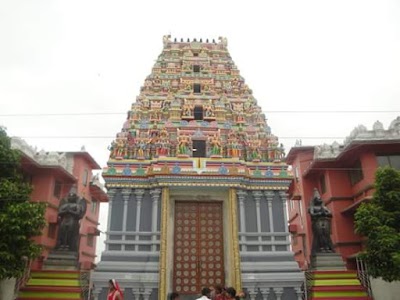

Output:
xmin=204 ymin=102 xmax=214 ymax=118
xmin=182 ymin=100 xmax=193 ymax=117
xmin=114 ymin=138 xmax=126 ymax=158
xmin=137 ymin=138 xmax=149 ymax=158
xmin=177 ymin=134 xmax=191 ymax=155
xmin=163 ymin=35 xmax=171 ymax=47
xmin=56 ymin=192 xmax=87 ymax=251
xmin=209 ymin=134 xmax=222 ymax=156
xmin=308 ymin=189 xmax=334 ymax=254
xmin=248 ymin=139 xmax=261 ymax=160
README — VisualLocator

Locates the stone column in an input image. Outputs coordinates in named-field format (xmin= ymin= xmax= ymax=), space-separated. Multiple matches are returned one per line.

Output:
xmin=150 ymin=188 xmax=161 ymax=251
xmin=252 ymin=191 xmax=263 ymax=252
xmin=91 ymin=287 xmax=102 ymax=300
xmin=273 ymin=287 xmax=283 ymax=300
xmin=121 ymin=189 xmax=131 ymax=251
xmin=143 ymin=290 xmax=152 ymax=300
xmin=294 ymin=287 xmax=303 ymax=300
xmin=106 ymin=189 xmax=117 ymax=250
xmin=237 ymin=190 xmax=247 ymax=252
xmin=264 ymin=190 xmax=275 ymax=251
xmin=260 ymin=288 xmax=270 ymax=300
xmin=248 ymin=290 xmax=257 ymax=300
xmin=134 ymin=189 xmax=145 ymax=251
xmin=279 ymin=191 xmax=290 ymax=249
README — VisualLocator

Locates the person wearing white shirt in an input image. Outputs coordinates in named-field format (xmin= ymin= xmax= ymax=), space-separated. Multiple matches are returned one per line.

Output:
xmin=196 ymin=288 xmax=211 ymax=300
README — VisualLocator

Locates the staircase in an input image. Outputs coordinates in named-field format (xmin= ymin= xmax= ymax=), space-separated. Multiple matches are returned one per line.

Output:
xmin=306 ymin=253 xmax=372 ymax=299
xmin=16 ymin=270 xmax=83 ymax=300
xmin=308 ymin=270 xmax=372 ymax=299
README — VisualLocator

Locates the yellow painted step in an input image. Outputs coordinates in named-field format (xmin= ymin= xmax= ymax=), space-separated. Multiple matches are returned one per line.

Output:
xmin=27 ymin=278 xmax=80 ymax=287
xmin=313 ymin=273 xmax=358 ymax=279
xmin=18 ymin=291 xmax=81 ymax=299
xmin=312 ymin=290 xmax=368 ymax=298
xmin=31 ymin=272 xmax=80 ymax=279
xmin=312 ymin=279 xmax=362 ymax=286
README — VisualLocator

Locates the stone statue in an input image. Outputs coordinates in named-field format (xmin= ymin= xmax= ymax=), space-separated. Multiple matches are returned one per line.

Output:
xmin=308 ymin=188 xmax=334 ymax=254
xmin=163 ymin=34 xmax=171 ymax=47
xmin=56 ymin=192 xmax=87 ymax=251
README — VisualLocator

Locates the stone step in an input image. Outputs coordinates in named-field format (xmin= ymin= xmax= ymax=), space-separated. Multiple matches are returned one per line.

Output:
xmin=314 ymin=262 xmax=346 ymax=267
xmin=47 ymin=254 xmax=78 ymax=261
xmin=44 ymin=259 xmax=78 ymax=266
xmin=313 ymin=266 xmax=347 ymax=271
xmin=42 ymin=265 xmax=78 ymax=271
xmin=313 ymin=256 xmax=344 ymax=261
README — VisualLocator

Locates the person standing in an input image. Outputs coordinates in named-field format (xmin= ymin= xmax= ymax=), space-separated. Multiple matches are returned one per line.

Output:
xmin=170 ymin=292 xmax=180 ymax=300
xmin=196 ymin=287 xmax=212 ymax=300
xmin=108 ymin=279 xmax=123 ymax=300
xmin=225 ymin=287 xmax=236 ymax=300
xmin=214 ymin=285 xmax=226 ymax=300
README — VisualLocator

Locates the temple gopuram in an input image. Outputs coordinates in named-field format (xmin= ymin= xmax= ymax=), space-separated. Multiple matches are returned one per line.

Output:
xmin=92 ymin=36 xmax=303 ymax=300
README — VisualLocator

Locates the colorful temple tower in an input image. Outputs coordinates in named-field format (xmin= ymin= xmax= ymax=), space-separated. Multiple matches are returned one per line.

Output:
xmin=92 ymin=36 xmax=303 ymax=300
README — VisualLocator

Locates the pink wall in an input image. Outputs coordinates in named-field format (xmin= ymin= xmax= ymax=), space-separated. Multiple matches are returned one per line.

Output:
xmin=25 ymin=153 xmax=105 ymax=270
xmin=287 ymin=145 xmax=393 ymax=270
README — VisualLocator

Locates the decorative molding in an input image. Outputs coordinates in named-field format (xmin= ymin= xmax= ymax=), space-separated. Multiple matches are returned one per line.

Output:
xmin=158 ymin=187 xmax=169 ymax=300
xmin=229 ymin=188 xmax=242 ymax=292
xmin=121 ymin=188 xmax=132 ymax=201
xmin=313 ymin=116 xmax=400 ymax=160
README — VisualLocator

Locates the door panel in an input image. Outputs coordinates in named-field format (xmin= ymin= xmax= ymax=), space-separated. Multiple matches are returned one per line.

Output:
xmin=173 ymin=202 xmax=224 ymax=294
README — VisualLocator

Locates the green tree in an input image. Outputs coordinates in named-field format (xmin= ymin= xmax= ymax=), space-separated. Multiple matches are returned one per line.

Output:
xmin=355 ymin=167 xmax=400 ymax=282
xmin=0 ymin=127 xmax=46 ymax=279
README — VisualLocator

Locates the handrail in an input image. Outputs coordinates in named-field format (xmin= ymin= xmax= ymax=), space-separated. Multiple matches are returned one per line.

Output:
xmin=14 ymin=259 xmax=31 ymax=296
xmin=356 ymin=257 xmax=374 ymax=298
xmin=303 ymin=269 xmax=313 ymax=300
xmin=79 ymin=270 xmax=92 ymax=300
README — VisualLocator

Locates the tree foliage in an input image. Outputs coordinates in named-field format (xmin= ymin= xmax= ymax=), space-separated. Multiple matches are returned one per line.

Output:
xmin=355 ymin=167 xmax=400 ymax=282
xmin=0 ymin=127 xmax=46 ymax=279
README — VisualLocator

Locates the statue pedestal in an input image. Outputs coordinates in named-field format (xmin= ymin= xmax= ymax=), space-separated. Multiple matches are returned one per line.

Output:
xmin=311 ymin=253 xmax=346 ymax=271
xmin=43 ymin=251 xmax=78 ymax=270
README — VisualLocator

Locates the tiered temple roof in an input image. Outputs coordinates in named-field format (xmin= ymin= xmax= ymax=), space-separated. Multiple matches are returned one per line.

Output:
xmin=104 ymin=36 xmax=288 ymax=189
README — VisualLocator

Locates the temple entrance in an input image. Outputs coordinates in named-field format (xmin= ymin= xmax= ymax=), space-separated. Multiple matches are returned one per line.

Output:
xmin=173 ymin=202 xmax=225 ymax=295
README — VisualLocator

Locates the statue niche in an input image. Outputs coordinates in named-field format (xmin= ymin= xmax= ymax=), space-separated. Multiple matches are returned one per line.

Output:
xmin=56 ymin=192 xmax=87 ymax=252
xmin=308 ymin=188 xmax=334 ymax=254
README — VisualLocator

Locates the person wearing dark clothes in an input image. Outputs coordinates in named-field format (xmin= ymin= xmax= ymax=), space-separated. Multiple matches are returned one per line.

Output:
xmin=225 ymin=287 xmax=236 ymax=300
xmin=170 ymin=292 xmax=180 ymax=300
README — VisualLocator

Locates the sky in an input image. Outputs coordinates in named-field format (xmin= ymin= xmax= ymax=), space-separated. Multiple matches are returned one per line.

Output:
xmin=1 ymin=0 xmax=400 ymax=259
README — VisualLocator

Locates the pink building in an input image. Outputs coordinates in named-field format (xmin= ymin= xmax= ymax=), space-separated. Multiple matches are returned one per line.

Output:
xmin=11 ymin=137 xmax=108 ymax=271
xmin=286 ymin=117 xmax=400 ymax=270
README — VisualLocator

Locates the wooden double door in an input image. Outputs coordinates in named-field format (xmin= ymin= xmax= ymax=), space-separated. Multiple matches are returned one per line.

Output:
xmin=173 ymin=202 xmax=225 ymax=294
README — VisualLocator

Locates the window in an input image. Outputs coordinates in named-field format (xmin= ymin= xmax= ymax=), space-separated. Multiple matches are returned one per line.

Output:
xmin=193 ymin=65 xmax=200 ymax=73
xmin=48 ymin=223 xmax=57 ymax=239
xmin=349 ymin=160 xmax=364 ymax=186
xmin=82 ymin=169 xmax=89 ymax=186
xmin=193 ymin=83 xmax=201 ymax=94
xmin=193 ymin=52 xmax=199 ymax=57
xmin=87 ymin=235 xmax=94 ymax=247
xmin=319 ymin=175 xmax=326 ymax=194
xmin=53 ymin=181 xmax=62 ymax=199
xmin=377 ymin=154 xmax=400 ymax=169
xmin=192 ymin=140 xmax=206 ymax=158
xmin=91 ymin=200 xmax=98 ymax=214
xmin=194 ymin=106 xmax=203 ymax=120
